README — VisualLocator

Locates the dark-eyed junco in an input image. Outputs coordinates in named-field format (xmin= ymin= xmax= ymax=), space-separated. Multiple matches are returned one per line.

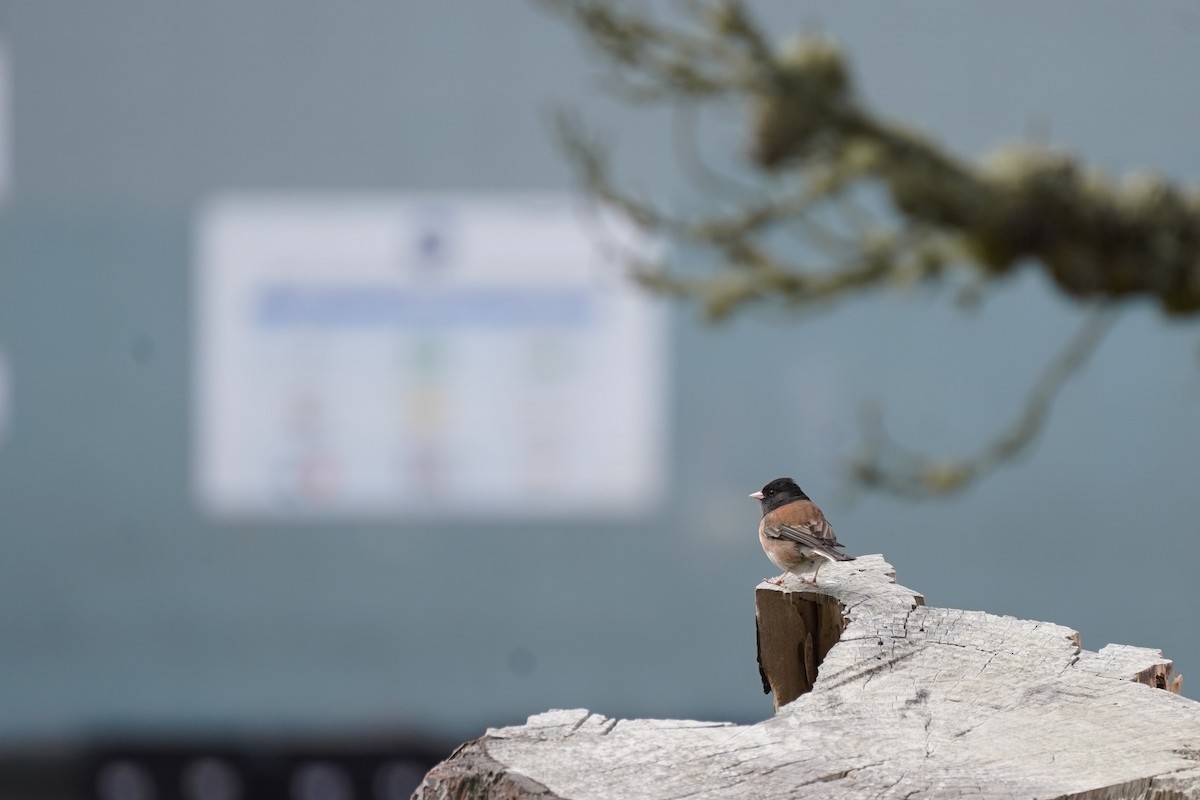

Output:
xmin=750 ymin=477 xmax=852 ymax=585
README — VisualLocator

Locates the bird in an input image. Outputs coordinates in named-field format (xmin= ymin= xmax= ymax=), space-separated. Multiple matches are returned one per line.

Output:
xmin=750 ymin=477 xmax=852 ymax=586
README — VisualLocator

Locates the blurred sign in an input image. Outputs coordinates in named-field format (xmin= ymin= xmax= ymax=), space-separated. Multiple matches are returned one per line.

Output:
xmin=194 ymin=195 xmax=666 ymax=519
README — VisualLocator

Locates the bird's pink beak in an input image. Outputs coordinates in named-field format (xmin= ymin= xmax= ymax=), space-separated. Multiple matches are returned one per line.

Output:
xmin=749 ymin=491 xmax=764 ymax=500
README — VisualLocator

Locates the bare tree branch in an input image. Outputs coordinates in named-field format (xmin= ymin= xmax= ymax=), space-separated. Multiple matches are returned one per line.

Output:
xmin=542 ymin=0 xmax=1198 ymax=496
xmin=849 ymin=308 xmax=1119 ymax=498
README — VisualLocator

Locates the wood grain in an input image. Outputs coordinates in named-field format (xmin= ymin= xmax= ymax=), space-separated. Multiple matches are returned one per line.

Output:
xmin=416 ymin=555 xmax=1198 ymax=800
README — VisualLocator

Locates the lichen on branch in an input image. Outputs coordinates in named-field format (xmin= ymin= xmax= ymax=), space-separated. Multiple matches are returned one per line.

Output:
xmin=542 ymin=0 xmax=1198 ymax=496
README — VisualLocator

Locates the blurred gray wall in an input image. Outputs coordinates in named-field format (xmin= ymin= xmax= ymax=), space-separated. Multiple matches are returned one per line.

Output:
xmin=0 ymin=1 xmax=1198 ymax=743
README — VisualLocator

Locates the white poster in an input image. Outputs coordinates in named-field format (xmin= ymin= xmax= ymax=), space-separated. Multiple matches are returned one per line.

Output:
xmin=193 ymin=194 xmax=667 ymax=519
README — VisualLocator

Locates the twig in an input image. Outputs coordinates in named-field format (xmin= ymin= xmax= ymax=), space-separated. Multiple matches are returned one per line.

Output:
xmin=849 ymin=308 xmax=1119 ymax=497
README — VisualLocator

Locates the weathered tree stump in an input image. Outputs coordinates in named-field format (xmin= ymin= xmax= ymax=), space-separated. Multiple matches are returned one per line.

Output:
xmin=416 ymin=555 xmax=1197 ymax=799
xmin=754 ymin=557 xmax=924 ymax=709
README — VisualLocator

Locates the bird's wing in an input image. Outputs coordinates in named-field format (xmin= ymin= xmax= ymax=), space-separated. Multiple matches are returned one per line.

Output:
xmin=768 ymin=517 xmax=853 ymax=562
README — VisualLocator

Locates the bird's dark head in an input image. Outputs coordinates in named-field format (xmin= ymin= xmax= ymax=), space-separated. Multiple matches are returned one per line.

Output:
xmin=749 ymin=477 xmax=809 ymax=515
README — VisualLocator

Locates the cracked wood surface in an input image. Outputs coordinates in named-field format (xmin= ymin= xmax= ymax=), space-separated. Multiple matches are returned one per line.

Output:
xmin=415 ymin=555 xmax=1199 ymax=800
xmin=755 ymin=555 xmax=924 ymax=709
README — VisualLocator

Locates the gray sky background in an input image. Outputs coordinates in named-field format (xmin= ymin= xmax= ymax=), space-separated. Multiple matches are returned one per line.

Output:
xmin=0 ymin=1 xmax=1197 ymax=743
